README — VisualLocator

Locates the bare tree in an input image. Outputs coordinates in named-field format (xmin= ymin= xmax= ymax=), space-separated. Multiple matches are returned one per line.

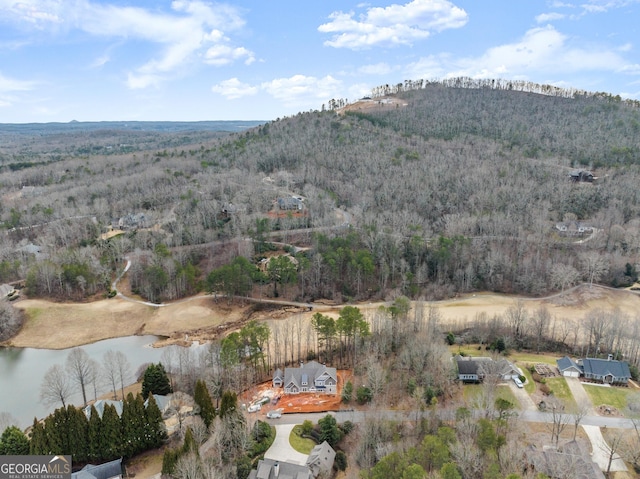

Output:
xmin=570 ymin=404 xmax=590 ymax=440
xmin=545 ymin=397 xmax=570 ymax=447
xmin=601 ymin=429 xmax=626 ymax=477
xmin=550 ymin=263 xmax=580 ymax=293
xmin=506 ymin=300 xmax=528 ymax=342
xmin=173 ymin=452 xmax=202 ymax=479
xmin=0 ymin=412 xmax=20 ymax=433
xmin=65 ymin=348 xmax=93 ymax=406
xmin=580 ymin=252 xmax=609 ymax=288
xmin=114 ymin=351 xmax=131 ymax=399
xmin=531 ymin=305 xmax=551 ymax=353
xmin=40 ymin=364 xmax=72 ymax=408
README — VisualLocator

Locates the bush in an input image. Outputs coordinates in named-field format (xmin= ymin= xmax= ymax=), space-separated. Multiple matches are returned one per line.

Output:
xmin=356 ymin=386 xmax=373 ymax=404
xmin=540 ymin=384 xmax=552 ymax=396
xmin=301 ymin=420 xmax=314 ymax=436
xmin=335 ymin=450 xmax=347 ymax=471
xmin=532 ymin=372 xmax=542 ymax=383
xmin=340 ymin=421 xmax=354 ymax=435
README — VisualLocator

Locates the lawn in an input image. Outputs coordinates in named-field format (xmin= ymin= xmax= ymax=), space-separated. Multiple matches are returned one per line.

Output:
xmin=290 ymin=426 xmax=317 ymax=454
xmin=461 ymin=383 xmax=519 ymax=408
xmin=583 ymin=384 xmax=631 ymax=411
xmin=545 ymin=377 xmax=577 ymax=409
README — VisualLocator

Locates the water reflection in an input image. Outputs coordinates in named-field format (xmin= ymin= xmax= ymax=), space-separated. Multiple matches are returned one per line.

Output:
xmin=0 ymin=335 xmax=203 ymax=429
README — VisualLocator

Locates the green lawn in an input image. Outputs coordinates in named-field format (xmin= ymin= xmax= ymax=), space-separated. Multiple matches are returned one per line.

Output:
xmin=583 ymin=384 xmax=631 ymax=411
xmin=290 ymin=426 xmax=317 ymax=454
xmin=520 ymin=368 xmax=536 ymax=394
xmin=545 ymin=377 xmax=577 ymax=409
xmin=462 ymin=383 xmax=519 ymax=408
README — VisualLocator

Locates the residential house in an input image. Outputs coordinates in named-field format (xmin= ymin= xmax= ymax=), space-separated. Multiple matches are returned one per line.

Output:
xmin=555 ymin=221 xmax=594 ymax=237
xmin=112 ymin=213 xmax=149 ymax=230
xmin=455 ymin=355 xmax=522 ymax=383
xmin=277 ymin=197 xmax=303 ymax=211
xmin=272 ymin=368 xmax=283 ymax=388
xmin=71 ymin=458 xmax=123 ymax=479
xmin=83 ymin=399 xmax=123 ymax=419
xmin=569 ymin=170 xmax=595 ymax=182
xmin=248 ymin=459 xmax=312 ymax=479
xmin=276 ymin=361 xmax=338 ymax=394
xmin=581 ymin=357 xmax=631 ymax=385
xmin=556 ymin=356 xmax=582 ymax=378
xmin=525 ymin=441 xmax=605 ymax=479
xmin=248 ymin=442 xmax=336 ymax=479
xmin=306 ymin=441 xmax=336 ymax=477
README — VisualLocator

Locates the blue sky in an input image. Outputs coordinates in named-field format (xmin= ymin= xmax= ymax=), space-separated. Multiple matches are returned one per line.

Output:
xmin=0 ymin=0 xmax=639 ymax=123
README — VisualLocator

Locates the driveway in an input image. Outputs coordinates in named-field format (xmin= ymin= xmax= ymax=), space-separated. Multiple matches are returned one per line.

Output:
xmin=564 ymin=377 xmax=597 ymax=414
xmin=582 ymin=425 xmax=628 ymax=473
xmin=507 ymin=382 xmax=538 ymax=411
xmin=264 ymin=423 xmax=310 ymax=465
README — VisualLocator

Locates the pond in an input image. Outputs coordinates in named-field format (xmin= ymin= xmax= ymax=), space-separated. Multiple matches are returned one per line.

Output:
xmin=0 ymin=335 xmax=203 ymax=429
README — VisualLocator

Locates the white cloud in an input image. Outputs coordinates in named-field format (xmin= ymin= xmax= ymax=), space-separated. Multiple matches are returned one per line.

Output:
xmin=535 ymin=12 xmax=566 ymax=22
xmin=261 ymin=75 xmax=342 ymax=106
xmin=318 ymin=0 xmax=468 ymax=49
xmin=211 ymin=78 xmax=258 ymax=99
xmin=618 ymin=64 xmax=640 ymax=74
xmin=0 ymin=0 xmax=255 ymax=88
xmin=440 ymin=26 xmax=626 ymax=79
xmin=0 ymin=71 xmax=35 ymax=92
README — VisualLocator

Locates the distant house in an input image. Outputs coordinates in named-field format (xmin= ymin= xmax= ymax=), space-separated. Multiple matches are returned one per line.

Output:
xmin=275 ymin=361 xmax=338 ymax=394
xmin=555 ymin=221 xmax=594 ymax=237
xmin=306 ymin=441 xmax=336 ymax=477
xmin=71 ymin=458 xmax=123 ymax=479
xmin=83 ymin=399 xmax=123 ymax=419
xmin=277 ymin=197 xmax=303 ymax=211
xmin=582 ymin=357 xmax=631 ymax=385
xmin=569 ymin=170 xmax=595 ymax=182
xmin=112 ymin=213 xmax=149 ymax=230
xmin=556 ymin=356 xmax=582 ymax=378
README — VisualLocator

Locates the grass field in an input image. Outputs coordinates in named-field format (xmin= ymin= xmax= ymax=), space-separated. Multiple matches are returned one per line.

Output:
xmin=461 ymin=383 xmax=518 ymax=407
xmin=290 ymin=426 xmax=317 ymax=454
xmin=545 ymin=377 xmax=577 ymax=409
xmin=583 ymin=384 xmax=632 ymax=410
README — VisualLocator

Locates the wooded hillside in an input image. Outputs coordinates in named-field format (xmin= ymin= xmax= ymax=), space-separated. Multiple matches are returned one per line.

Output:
xmin=1 ymin=79 xmax=639 ymax=302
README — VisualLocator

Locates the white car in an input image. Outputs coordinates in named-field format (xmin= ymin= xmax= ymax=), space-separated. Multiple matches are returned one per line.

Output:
xmin=266 ymin=410 xmax=282 ymax=419
xmin=248 ymin=404 xmax=262 ymax=413
xmin=513 ymin=377 xmax=524 ymax=388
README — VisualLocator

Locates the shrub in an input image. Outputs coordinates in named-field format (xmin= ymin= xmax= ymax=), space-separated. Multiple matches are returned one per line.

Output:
xmin=335 ymin=450 xmax=347 ymax=471
xmin=540 ymin=384 xmax=552 ymax=396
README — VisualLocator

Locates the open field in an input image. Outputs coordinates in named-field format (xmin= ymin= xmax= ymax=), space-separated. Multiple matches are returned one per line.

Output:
xmin=4 ymin=285 xmax=640 ymax=350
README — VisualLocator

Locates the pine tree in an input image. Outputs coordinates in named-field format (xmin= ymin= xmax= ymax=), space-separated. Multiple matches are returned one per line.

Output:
xmin=141 ymin=363 xmax=172 ymax=399
xmin=29 ymin=419 xmax=49 ymax=455
xmin=219 ymin=391 xmax=237 ymax=418
xmin=121 ymin=393 xmax=146 ymax=457
xmin=194 ymin=379 xmax=215 ymax=429
xmin=68 ymin=406 xmax=89 ymax=463
xmin=144 ymin=394 xmax=167 ymax=448
xmin=87 ymin=406 xmax=102 ymax=462
xmin=46 ymin=407 xmax=69 ymax=455
xmin=101 ymin=404 xmax=122 ymax=460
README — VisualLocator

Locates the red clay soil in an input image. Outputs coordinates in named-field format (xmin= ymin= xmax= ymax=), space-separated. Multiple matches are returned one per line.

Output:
xmin=242 ymin=370 xmax=352 ymax=416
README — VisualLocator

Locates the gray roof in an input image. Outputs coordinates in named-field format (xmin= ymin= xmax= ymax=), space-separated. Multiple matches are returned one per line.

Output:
xmin=83 ymin=400 xmax=123 ymax=419
xmin=72 ymin=459 xmax=122 ymax=479
xmin=557 ymin=356 xmax=582 ymax=372
xmin=582 ymin=358 xmax=631 ymax=379
xmin=284 ymin=361 xmax=337 ymax=391
xmin=306 ymin=441 xmax=335 ymax=476
xmin=526 ymin=441 xmax=604 ymax=479
xmin=248 ymin=459 xmax=312 ymax=479
xmin=273 ymin=368 xmax=283 ymax=380
xmin=456 ymin=357 xmax=481 ymax=375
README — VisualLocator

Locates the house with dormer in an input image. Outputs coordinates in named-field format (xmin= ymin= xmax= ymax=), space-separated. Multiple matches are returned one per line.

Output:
xmin=273 ymin=361 xmax=338 ymax=394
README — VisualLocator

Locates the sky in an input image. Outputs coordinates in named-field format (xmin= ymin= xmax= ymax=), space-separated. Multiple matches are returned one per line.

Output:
xmin=0 ymin=0 xmax=639 ymax=123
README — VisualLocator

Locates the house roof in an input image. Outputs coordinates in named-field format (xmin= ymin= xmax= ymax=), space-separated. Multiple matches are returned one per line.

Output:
xmin=83 ymin=399 xmax=123 ymax=419
xmin=284 ymin=361 xmax=337 ymax=390
xmin=248 ymin=459 xmax=312 ymax=479
xmin=582 ymin=358 xmax=631 ymax=379
xmin=557 ymin=356 xmax=582 ymax=372
xmin=72 ymin=459 xmax=122 ymax=479
xmin=273 ymin=368 xmax=283 ymax=380
xmin=525 ymin=441 xmax=604 ymax=479
xmin=306 ymin=441 xmax=336 ymax=475
xmin=456 ymin=357 xmax=481 ymax=375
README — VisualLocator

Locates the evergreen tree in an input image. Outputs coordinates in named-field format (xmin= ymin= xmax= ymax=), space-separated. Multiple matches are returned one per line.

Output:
xmin=318 ymin=414 xmax=342 ymax=447
xmin=67 ymin=405 xmax=89 ymax=463
xmin=0 ymin=426 xmax=29 ymax=455
xmin=87 ymin=406 xmax=102 ymax=462
xmin=29 ymin=419 xmax=49 ymax=455
xmin=141 ymin=363 xmax=172 ymax=399
xmin=182 ymin=427 xmax=198 ymax=455
xmin=194 ymin=379 xmax=215 ymax=429
xmin=46 ymin=407 xmax=69 ymax=455
xmin=121 ymin=393 xmax=146 ymax=457
xmin=144 ymin=394 xmax=167 ymax=448
xmin=219 ymin=391 xmax=237 ymax=418
xmin=161 ymin=448 xmax=180 ymax=476
xmin=101 ymin=404 xmax=122 ymax=460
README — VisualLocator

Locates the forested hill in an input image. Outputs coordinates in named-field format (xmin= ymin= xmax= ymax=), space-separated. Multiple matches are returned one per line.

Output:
xmin=1 ymin=80 xmax=640 ymax=303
